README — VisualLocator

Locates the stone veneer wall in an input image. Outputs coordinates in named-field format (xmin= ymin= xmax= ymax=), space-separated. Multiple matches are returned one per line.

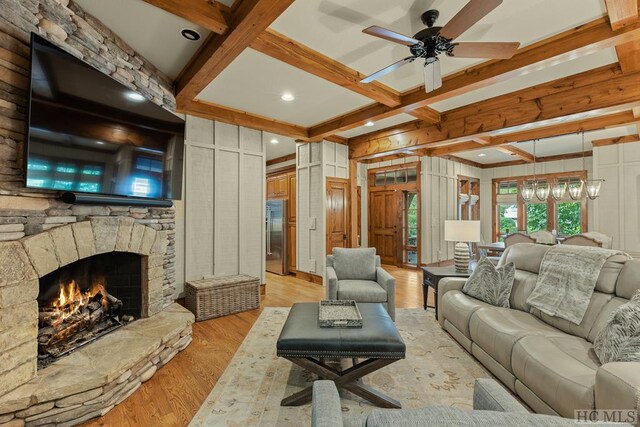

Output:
xmin=0 ymin=0 xmax=184 ymax=416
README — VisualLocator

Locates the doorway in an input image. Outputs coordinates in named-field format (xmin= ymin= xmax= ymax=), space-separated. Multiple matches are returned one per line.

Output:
xmin=326 ymin=177 xmax=350 ymax=254
xmin=367 ymin=163 xmax=420 ymax=267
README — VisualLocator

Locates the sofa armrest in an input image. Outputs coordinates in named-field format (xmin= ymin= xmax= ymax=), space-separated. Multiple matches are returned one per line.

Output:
xmin=473 ymin=379 xmax=529 ymax=413
xmin=312 ymin=381 xmax=344 ymax=427
xmin=326 ymin=266 xmax=338 ymax=300
xmin=376 ymin=267 xmax=396 ymax=321
xmin=437 ymin=277 xmax=467 ymax=327
xmin=596 ymin=362 xmax=640 ymax=411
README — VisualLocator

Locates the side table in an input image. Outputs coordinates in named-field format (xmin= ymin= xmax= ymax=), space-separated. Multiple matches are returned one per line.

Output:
xmin=421 ymin=266 xmax=473 ymax=320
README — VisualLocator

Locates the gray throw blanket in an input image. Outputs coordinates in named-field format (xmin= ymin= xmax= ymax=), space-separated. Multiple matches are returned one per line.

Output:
xmin=527 ymin=245 xmax=630 ymax=325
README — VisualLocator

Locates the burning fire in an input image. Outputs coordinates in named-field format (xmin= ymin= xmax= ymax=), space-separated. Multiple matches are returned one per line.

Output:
xmin=51 ymin=280 xmax=108 ymax=326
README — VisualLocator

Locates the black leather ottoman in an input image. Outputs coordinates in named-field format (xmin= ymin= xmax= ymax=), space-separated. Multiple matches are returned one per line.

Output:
xmin=277 ymin=302 xmax=406 ymax=408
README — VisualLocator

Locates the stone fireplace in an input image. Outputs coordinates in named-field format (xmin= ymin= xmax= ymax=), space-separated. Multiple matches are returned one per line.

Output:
xmin=0 ymin=217 xmax=193 ymax=426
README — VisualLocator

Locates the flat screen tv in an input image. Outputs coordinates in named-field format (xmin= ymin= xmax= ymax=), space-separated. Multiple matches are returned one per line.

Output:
xmin=25 ymin=33 xmax=184 ymax=200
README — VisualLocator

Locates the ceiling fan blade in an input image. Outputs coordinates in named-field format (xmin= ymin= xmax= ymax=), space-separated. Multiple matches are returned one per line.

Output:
xmin=361 ymin=56 xmax=417 ymax=83
xmin=438 ymin=0 xmax=502 ymax=40
xmin=450 ymin=41 xmax=520 ymax=59
xmin=362 ymin=25 xmax=423 ymax=47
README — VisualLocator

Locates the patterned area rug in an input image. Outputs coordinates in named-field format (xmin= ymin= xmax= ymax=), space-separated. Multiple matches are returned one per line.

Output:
xmin=189 ymin=308 xmax=491 ymax=426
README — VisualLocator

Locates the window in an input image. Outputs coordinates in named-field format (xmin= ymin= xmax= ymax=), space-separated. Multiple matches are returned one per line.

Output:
xmin=557 ymin=202 xmax=582 ymax=236
xmin=526 ymin=203 xmax=548 ymax=233
xmin=403 ymin=192 xmax=418 ymax=266
xmin=492 ymin=172 xmax=587 ymax=241
xmin=370 ymin=166 xmax=418 ymax=187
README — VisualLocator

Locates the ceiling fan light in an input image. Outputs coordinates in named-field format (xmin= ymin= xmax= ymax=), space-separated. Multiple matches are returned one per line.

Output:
xmin=550 ymin=181 xmax=567 ymax=201
xmin=424 ymin=58 xmax=442 ymax=93
xmin=568 ymin=180 xmax=584 ymax=200
xmin=585 ymin=179 xmax=604 ymax=200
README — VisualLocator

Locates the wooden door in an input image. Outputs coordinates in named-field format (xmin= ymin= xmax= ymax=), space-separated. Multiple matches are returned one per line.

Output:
xmin=368 ymin=190 xmax=401 ymax=265
xmin=266 ymin=177 xmax=276 ymax=198
xmin=276 ymin=176 xmax=288 ymax=197
xmin=326 ymin=178 xmax=350 ymax=254
xmin=287 ymin=172 xmax=296 ymax=222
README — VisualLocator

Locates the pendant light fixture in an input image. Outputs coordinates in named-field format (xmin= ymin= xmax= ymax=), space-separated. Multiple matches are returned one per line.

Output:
xmin=577 ymin=131 xmax=604 ymax=200
xmin=533 ymin=139 xmax=549 ymax=202
xmin=550 ymin=180 xmax=567 ymax=201
xmin=520 ymin=139 xmax=537 ymax=202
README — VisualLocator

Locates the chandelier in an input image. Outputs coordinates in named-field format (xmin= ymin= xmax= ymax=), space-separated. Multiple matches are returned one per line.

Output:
xmin=519 ymin=133 xmax=604 ymax=202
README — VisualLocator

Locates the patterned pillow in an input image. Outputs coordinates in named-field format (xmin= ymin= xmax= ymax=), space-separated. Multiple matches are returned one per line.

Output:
xmin=462 ymin=258 xmax=515 ymax=308
xmin=593 ymin=290 xmax=640 ymax=364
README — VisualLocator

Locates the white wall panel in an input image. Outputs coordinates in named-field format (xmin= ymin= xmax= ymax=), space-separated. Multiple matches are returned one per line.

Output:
xmin=182 ymin=115 xmax=266 ymax=293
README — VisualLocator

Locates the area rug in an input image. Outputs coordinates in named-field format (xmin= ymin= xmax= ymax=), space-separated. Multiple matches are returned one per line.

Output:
xmin=189 ymin=308 xmax=491 ymax=426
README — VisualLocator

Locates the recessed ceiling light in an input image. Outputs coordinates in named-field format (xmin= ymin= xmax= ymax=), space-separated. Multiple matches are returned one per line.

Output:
xmin=180 ymin=29 xmax=201 ymax=41
xmin=281 ymin=92 xmax=295 ymax=102
xmin=126 ymin=92 xmax=145 ymax=102
xmin=95 ymin=141 xmax=105 ymax=145
xmin=365 ymin=121 xmax=375 ymax=127
xmin=478 ymin=153 xmax=487 ymax=157
xmin=270 ymin=138 xmax=279 ymax=144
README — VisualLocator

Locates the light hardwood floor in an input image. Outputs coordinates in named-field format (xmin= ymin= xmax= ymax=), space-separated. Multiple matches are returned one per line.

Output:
xmin=86 ymin=266 xmax=432 ymax=426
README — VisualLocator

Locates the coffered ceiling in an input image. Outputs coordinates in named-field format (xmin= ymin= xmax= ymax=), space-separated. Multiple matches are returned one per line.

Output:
xmin=75 ymin=0 xmax=640 ymax=165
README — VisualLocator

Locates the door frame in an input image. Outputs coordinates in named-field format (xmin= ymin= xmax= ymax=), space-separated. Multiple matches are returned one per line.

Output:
xmin=367 ymin=162 xmax=421 ymax=267
xmin=326 ymin=177 xmax=351 ymax=254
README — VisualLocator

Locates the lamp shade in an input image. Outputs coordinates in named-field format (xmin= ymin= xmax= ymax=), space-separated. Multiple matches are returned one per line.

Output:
xmin=444 ymin=220 xmax=481 ymax=243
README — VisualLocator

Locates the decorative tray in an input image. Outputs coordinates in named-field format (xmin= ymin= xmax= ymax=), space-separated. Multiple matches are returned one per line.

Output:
xmin=319 ymin=300 xmax=363 ymax=328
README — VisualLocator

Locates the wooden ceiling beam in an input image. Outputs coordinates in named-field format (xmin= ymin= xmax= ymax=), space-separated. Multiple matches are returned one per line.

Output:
xmin=617 ymin=38 xmax=640 ymax=72
xmin=310 ymin=16 xmax=640 ymax=140
xmin=495 ymin=145 xmax=535 ymax=162
xmin=177 ymin=99 xmax=309 ymax=139
xmin=141 ymin=0 xmax=229 ymax=35
xmin=266 ymin=152 xmax=296 ymax=166
xmin=175 ymin=0 xmax=295 ymax=103
xmin=479 ymin=151 xmax=593 ymax=169
xmin=605 ymin=0 xmax=639 ymax=30
xmin=349 ymin=65 xmax=640 ymax=159
xmin=591 ymin=134 xmax=640 ymax=147
xmin=250 ymin=29 xmax=401 ymax=107
xmin=425 ymin=110 xmax=638 ymax=156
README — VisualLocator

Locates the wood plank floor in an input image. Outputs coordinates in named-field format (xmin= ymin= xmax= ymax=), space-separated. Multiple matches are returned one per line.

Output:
xmin=86 ymin=266 xmax=432 ymax=426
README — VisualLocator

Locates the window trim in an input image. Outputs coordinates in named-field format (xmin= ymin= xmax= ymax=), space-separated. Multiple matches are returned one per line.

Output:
xmin=491 ymin=170 xmax=588 ymax=241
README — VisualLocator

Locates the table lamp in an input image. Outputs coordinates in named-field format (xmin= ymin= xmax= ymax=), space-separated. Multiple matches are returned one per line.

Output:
xmin=444 ymin=220 xmax=481 ymax=272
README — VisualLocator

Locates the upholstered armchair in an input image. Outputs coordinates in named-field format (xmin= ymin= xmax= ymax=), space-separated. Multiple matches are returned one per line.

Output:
xmin=326 ymin=248 xmax=396 ymax=321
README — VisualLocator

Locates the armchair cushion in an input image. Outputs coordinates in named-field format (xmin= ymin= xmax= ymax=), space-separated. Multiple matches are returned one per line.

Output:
xmin=332 ymin=247 xmax=377 ymax=281
xmin=338 ymin=280 xmax=387 ymax=303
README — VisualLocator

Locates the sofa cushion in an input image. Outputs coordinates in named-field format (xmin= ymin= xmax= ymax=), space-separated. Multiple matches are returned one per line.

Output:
xmin=332 ymin=248 xmax=377 ymax=281
xmin=616 ymin=259 xmax=640 ymax=299
xmin=530 ymin=292 xmax=612 ymax=340
xmin=463 ymin=258 xmax=515 ymax=307
xmin=509 ymin=270 xmax=538 ymax=312
xmin=469 ymin=308 xmax=566 ymax=371
xmin=593 ymin=290 xmax=640 ymax=364
xmin=441 ymin=290 xmax=493 ymax=339
xmin=337 ymin=280 xmax=387 ymax=302
xmin=499 ymin=243 xmax=550 ymax=274
xmin=512 ymin=335 xmax=599 ymax=418
xmin=596 ymin=254 xmax=629 ymax=294
xmin=588 ymin=297 xmax=628 ymax=343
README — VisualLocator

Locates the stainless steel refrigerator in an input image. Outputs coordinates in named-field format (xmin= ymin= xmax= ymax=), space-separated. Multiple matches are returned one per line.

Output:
xmin=266 ymin=200 xmax=288 ymax=275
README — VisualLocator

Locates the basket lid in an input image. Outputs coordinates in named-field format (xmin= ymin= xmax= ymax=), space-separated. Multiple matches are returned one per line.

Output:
xmin=188 ymin=274 xmax=260 ymax=289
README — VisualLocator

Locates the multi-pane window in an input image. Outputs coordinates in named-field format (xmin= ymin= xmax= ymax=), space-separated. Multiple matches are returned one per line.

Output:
xmin=493 ymin=173 xmax=587 ymax=241
xmin=370 ymin=166 xmax=418 ymax=187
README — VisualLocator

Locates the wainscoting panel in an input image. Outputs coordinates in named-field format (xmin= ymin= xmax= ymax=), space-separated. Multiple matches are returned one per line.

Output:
xmin=215 ymin=149 xmax=240 ymax=276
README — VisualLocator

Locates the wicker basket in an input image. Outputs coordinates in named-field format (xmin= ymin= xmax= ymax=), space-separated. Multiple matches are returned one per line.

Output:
xmin=185 ymin=274 xmax=260 ymax=321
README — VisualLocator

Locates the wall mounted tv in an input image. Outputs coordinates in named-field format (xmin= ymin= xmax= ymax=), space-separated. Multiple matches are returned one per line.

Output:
xmin=26 ymin=33 xmax=184 ymax=201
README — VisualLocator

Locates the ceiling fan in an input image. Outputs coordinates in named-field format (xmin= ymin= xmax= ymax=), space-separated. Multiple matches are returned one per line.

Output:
xmin=360 ymin=0 xmax=520 ymax=92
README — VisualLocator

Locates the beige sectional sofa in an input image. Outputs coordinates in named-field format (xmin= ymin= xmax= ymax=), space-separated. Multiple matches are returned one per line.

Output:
xmin=438 ymin=243 xmax=640 ymax=418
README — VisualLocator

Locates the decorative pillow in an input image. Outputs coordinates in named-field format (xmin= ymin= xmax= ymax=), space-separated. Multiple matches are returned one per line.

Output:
xmin=462 ymin=258 xmax=515 ymax=308
xmin=332 ymin=247 xmax=377 ymax=281
xmin=593 ymin=290 xmax=640 ymax=364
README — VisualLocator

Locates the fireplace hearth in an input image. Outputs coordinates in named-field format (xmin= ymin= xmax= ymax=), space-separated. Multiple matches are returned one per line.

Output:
xmin=37 ymin=252 xmax=142 ymax=368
